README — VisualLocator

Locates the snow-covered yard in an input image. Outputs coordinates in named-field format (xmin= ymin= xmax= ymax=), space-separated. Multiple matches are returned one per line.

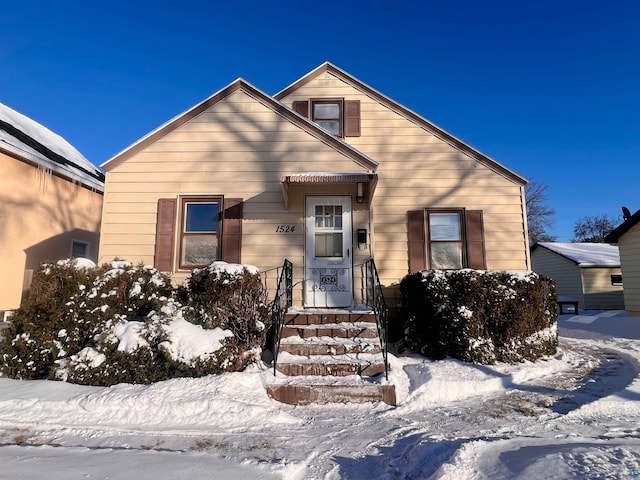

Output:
xmin=0 ymin=311 xmax=639 ymax=479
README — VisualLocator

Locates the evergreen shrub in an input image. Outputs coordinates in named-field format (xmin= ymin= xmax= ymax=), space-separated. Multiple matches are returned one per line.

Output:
xmin=400 ymin=269 xmax=557 ymax=364
xmin=176 ymin=262 xmax=270 ymax=367
xmin=0 ymin=259 xmax=270 ymax=385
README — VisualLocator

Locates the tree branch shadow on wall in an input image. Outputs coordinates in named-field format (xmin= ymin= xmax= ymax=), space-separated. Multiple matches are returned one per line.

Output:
xmin=21 ymin=229 xmax=100 ymax=303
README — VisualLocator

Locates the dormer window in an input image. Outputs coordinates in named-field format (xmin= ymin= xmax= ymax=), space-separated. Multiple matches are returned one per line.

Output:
xmin=292 ymin=98 xmax=360 ymax=138
xmin=312 ymin=100 xmax=342 ymax=136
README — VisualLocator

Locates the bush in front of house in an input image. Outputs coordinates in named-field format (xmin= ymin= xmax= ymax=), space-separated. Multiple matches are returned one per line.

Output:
xmin=400 ymin=269 xmax=557 ymax=364
xmin=59 ymin=298 xmax=239 ymax=386
xmin=176 ymin=261 xmax=271 ymax=368
xmin=0 ymin=259 xmax=270 ymax=385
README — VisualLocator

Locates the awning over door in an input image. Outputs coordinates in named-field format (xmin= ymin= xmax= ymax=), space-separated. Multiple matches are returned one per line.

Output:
xmin=280 ymin=172 xmax=378 ymax=208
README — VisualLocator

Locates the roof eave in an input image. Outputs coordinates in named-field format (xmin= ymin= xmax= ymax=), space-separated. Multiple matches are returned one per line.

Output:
xmin=102 ymin=75 xmax=378 ymax=173
xmin=0 ymin=142 xmax=104 ymax=193
xmin=605 ymin=209 xmax=640 ymax=243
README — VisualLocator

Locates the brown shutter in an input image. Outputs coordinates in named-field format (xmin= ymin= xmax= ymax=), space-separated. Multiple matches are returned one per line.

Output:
xmin=344 ymin=100 xmax=361 ymax=137
xmin=155 ymin=198 xmax=177 ymax=271
xmin=465 ymin=210 xmax=486 ymax=269
xmin=292 ymin=100 xmax=309 ymax=118
xmin=407 ymin=210 xmax=427 ymax=272
xmin=222 ymin=198 xmax=243 ymax=263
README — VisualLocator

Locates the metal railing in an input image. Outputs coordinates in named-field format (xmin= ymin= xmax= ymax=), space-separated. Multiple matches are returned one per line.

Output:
xmin=271 ymin=259 xmax=293 ymax=376
xmin=364 ymin=259 xmax=389 ymax=380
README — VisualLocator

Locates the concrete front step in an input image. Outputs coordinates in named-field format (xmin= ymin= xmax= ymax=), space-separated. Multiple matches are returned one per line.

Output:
xmin=269 ymin=308 xmax=394 ymax=406
xmin=285 ymin=312 xmax=376 ymax=326
xmin=267 ymin=383 xmax=396 ymax=406
xmin=278 ymin=338 xmax=382 ymax=356
xmin=281 ymin=323 xmax=378 ymax=339
xmin=276 ymin=360 xmax=386 ymax=377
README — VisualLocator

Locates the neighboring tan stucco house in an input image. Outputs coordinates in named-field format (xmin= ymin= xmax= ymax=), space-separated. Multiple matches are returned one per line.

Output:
xmin=0 ymin=103 xmax=104 ymax=315
xmin=605 ymin=208 xmax=640 ymax=316
xmin=531 ymin=242 xmax=624 ymax=311
xmin=98 ymin=62 xmax=530 ymax=317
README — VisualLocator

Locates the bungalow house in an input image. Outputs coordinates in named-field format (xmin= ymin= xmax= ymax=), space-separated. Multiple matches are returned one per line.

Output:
xmin=98 ymin=62 xmax=530 ymax=404
xmin=605 ymin=208 xmax=640 ymax=315
xmin=0 ymin=103 xmax=104 ymax=317
xmin=531 ymin=242 xmax=624 ymax=312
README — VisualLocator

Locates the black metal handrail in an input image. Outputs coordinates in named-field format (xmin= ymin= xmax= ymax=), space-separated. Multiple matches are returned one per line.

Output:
xmin=272 ymin=259 xmax=293 ymax=376
xmin=364 ymin=259 xmax=389 ymax=380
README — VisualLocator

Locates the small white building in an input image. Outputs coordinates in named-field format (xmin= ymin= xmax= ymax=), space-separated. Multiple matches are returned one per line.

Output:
xmin=531 ymin=242 xmax=624 ymax=311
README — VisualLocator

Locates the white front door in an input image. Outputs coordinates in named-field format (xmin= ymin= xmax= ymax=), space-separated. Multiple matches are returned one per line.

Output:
xmin=304 ymin=196 xmax=353 ymax=308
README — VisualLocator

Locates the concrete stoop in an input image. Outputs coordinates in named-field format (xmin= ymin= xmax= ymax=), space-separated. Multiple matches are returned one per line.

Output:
xmin=267 ymin=383 xmax=397 ymax=406
xmin=268 ymin=310 xmax=396 ymax=406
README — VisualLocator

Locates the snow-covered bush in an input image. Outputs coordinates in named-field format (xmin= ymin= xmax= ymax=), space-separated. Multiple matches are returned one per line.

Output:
xmin=176 ymin=261 xmax=270 ymax=367
xmin=400 ymin=269 xmax=557 ymax=364
xmin=60 ymin=300 xmax=238 ymax=386
xmin=0 ymin=259 xmax=267 ymax=384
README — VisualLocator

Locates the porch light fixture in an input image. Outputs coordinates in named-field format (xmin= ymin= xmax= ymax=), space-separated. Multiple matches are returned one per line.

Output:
xmin=356 ymin=182 xmax=364 ymax=203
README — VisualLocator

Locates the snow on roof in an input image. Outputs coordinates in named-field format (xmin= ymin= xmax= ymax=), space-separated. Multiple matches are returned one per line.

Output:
xmin=0 ymin=102 xmax=104 ymax=192
xmin=537 ymin=242 xmax=620 ymax=267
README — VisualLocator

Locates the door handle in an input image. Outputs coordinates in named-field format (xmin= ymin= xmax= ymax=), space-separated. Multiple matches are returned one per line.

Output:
xmin=347 ymin=248 xmax=350 ymax=258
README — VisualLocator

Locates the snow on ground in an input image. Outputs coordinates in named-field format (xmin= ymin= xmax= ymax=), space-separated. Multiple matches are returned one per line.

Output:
xmin=1 ymin=311 xmax=640 ymax=479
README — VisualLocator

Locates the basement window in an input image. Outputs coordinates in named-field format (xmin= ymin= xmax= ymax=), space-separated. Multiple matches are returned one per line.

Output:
xmin=70 ymin=239 xmax=90 ymax=259
xmin=611 ymin=274 xmax=623 ymax=286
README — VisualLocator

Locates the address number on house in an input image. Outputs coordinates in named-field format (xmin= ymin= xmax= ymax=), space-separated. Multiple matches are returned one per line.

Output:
xmin=275 ymin=225 xmax=296 ymax=233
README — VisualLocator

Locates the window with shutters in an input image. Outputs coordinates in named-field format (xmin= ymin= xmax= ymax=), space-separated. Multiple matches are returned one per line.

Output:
xmin=292 ymin=98 xmax=360 ymax=138
xmin=407 ymin=208 xmax=486 ymax=272
xmin=179 ymin=196 xmax=222 ymax=269
xmin=155 ymin=197 xmax=243 ymax=272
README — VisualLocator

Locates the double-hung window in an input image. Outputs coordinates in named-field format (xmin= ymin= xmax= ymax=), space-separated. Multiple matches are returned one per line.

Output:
xmin=292 ymin=98 xmax=360 ymax=138
xmin=407 ymin=208 xmax=485 ymax=272
xmin=311 ymin=100 xmax=342 ymax=137
xmin=179 ymin=196 xmax=222 ymax=268
xmin=427 ymin=210 xmax=464 ymax=269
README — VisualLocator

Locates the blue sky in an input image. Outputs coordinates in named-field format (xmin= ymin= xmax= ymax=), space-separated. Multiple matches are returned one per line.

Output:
xmin=2 ymin=0 xmax=638 ymax=241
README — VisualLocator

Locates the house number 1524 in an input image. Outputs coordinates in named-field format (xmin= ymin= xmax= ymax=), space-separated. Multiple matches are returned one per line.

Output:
xmin=275 ymin=225 xmax=296 ymax=233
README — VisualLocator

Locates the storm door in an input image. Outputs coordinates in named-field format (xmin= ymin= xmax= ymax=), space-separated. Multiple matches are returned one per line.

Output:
xmin=304 ymin=196 xmax=353 ymax=308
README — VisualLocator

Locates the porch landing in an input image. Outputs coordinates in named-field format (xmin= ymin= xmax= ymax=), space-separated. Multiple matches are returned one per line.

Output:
xmin=267 ymin=308 xmax=396 ymax=406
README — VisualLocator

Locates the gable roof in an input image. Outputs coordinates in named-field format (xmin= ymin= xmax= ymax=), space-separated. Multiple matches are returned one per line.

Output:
xmin=533 ymin=242 xmax=620 ymax=267
xmin=275 ymin=62 xmax=527 ymax=186
xmin=604 ymin=208 xmax=640 ymax=243
xmin=101 ymin=78 xmax=378 ymax=172
xmin=0 ymin=102 xmax=104 ymax=192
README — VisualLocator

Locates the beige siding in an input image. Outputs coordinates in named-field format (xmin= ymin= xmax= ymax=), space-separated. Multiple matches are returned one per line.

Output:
xmin=99 ymin=89 xmax=370 ymax=303
xmin=580 ymin=268 xmax=624 ymax=309
xmin=618 ymin=223 xmax=640 ymax=315
xmin=102 ymin=71 xmax=529 ymax=312
xmin=0 ymin=153 xmax=103 ymax=311
xmin=531 ymin=247 xmax=585 ymax=308
xmin=279 ymin=70 xmax=529 ymax=290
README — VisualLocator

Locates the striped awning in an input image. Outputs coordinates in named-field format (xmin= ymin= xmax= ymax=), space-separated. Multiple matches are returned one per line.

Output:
xmin=280 ymin=172 xmax=376 ymax=184
xmin=280 ymin=172 xmax=378 ymax=208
